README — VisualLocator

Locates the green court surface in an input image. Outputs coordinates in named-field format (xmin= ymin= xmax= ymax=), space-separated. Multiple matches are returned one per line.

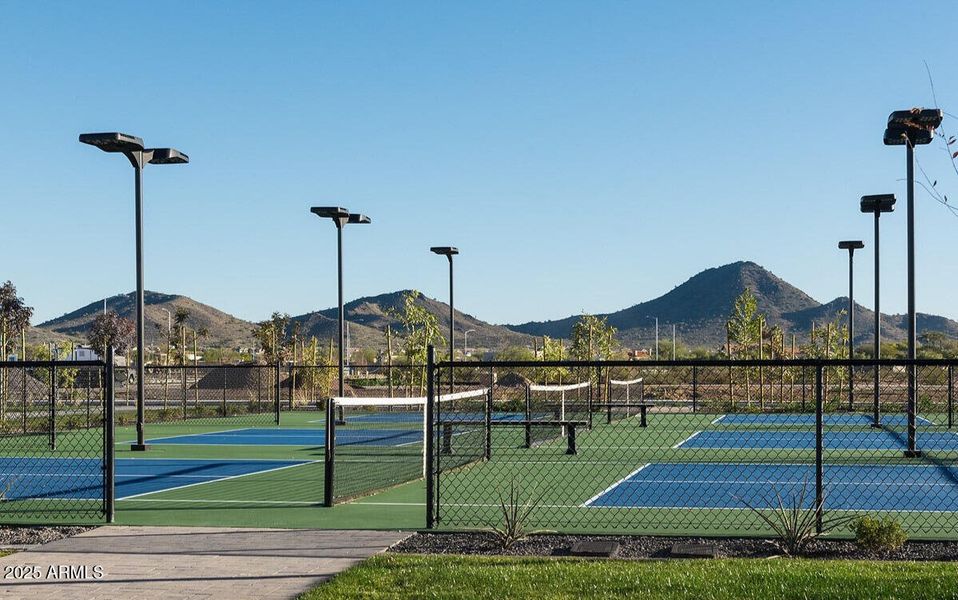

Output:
xmin=111 ymin=411 xmax=426 ymax=530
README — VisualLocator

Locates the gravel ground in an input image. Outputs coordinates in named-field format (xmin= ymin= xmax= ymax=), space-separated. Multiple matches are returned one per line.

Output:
xmin=392 ymin=532 xmax=958 ymax=561
xmin=0 ymin=526 xmax=94 ymax=547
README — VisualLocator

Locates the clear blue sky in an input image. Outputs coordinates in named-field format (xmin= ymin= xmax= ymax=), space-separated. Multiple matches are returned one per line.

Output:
xmin=2 ymin=1 xmax=957 ymax=326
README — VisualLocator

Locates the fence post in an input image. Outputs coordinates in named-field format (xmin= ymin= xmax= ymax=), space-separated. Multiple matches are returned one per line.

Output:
xmin=815 ymin=364 xmax=824 ymax=534
xmin=221 ymin=366 xmax=227 ymax=417
xmin=591 ymin=365 xmax=598 ymax=429
xmin=182 ymin=362 xmax=187 ymax=420
xmin=50 ymin=361 xmax=57 ymax=450
xmin=484 ymin=368 xmax=493 ymax=461
xmin=948 ymin=365 xmax=954 ymax=429
xmin=692 ymin=365 xmax=698 ymax=413
xmin=21 ymin=367 xmax=27 ymax=434
xmin=323 ymin=377 xmax=337 ymax=508
xmin=425 ymin=345 xmax=436 ymax=529
xmin=105 ymin=349 xmax=116 ymax=523
xmin=288 ymin=364 xmax=295 ymax=410
xmin=524 ymin=384 xmax=532 ymax=448
xmin=275 ymin=361 xmax=281 ymax=425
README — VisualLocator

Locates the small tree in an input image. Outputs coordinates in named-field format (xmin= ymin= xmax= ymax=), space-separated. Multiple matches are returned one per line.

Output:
xmin=252 ymin=312 xmax=293 ymax=363
xmin=727 ymin=288 xmax=766 ymax=407
xmin=87 ymin=311 xmax=135 ymax=356
xmin=0 ymin=282 xmax=33 ymax=417
xmin=388 ymin=291 xmax=443 ymax=394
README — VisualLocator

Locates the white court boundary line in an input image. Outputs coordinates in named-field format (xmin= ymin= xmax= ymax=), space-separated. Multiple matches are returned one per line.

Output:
xmin=119 ymin=427 xmax=255 ymax=445
xmin=673 ymin=431 xmax=702 ymax=449
xmin=581 ymin=463 xmax=651 ymax=507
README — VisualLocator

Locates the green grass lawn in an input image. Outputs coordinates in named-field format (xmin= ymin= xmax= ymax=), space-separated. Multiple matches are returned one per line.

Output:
xmin=299 ymin=554 xmax=958 ymax=600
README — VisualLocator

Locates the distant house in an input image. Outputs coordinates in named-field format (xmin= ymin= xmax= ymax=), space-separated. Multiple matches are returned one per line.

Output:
xmin=627 ymin=349 xmax=653 ymax=361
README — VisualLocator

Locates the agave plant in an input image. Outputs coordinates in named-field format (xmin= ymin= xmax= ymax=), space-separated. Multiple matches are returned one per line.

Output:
xmin=488 ymin=478 xmax=545 ymax=551
xmin=737 ymin=477 xmax=856 ymax=556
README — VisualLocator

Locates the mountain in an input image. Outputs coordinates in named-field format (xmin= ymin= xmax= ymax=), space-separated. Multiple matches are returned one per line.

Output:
xmin=32 ymin=262 xmax=958 ymax=355
xmin=290 ymin=290 xmax=533 ymax=353
xmin=36 ymin=292 xmax=257 ymax=348
xmin=508 ymin=261 xmax=958 ymax=349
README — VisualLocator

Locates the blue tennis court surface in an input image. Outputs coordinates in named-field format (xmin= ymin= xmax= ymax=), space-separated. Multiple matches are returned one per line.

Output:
xmin=148 ymin=427 xmax=422 ymax=447
xmin=0 ymin=457 xmax=311 ymax=500
xmin=678 ymin=429 xmax=958 ymax=450
xmin=585 ymin=462 xmax=958 ymax=511
xmin=713 ymin=414 xmax=934 ymax=427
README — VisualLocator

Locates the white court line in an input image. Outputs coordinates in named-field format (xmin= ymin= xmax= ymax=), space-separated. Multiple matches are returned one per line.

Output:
xmin=581 ymin=463 xmax=651 ymax=507
xmin=120 ymin=498 xmax=321 ymax=505
xmin=119 ymin=427 xmax=255 ymax=445
xmin=710 ymin=414 xmax=727 ymax=425
xmin=672 ymin=431 xmax=702 ymax=449
xmin=118 ymin=460 xmax=320 ymax=500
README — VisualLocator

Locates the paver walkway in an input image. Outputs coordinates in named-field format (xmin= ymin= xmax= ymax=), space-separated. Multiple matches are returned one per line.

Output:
xmin=0 ymin=526 xmax=411 ymax=599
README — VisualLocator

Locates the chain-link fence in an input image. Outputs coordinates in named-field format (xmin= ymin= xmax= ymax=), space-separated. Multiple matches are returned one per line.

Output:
xmin=0 ymin=359 xmax=110 ymax=524
xmin=427 ymin=355 xmax=958 ymax=539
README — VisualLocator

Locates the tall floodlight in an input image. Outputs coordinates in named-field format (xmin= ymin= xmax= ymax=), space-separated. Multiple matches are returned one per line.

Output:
xmin=79 ymin=132 xmax=188 ymax=451
xmin=838 ymin=240 xmax=864 ymax=411
xmin=431 ymin=247 xmax=459 ymax=393
xmin=884 ymin=108 xmax=942 ymax=457
xmin=861 ymin=194 xmax=896 ymax=427
xmin=311 ymin=207 xmax=371 ymax=507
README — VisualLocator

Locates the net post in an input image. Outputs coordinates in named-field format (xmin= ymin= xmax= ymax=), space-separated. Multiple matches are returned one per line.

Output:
xmin=815 ymin=364 xmax=824 ymax=534
xmin=274 ymin=360 xmax=281 ymax=425
xmin=50 ymin=360 xmax=57 ymax=450
xmin=425 ymin=345 xmax=436 ymax=529
xmin=692 ymin=365 xmax=698 ymax=413
xmin=566 ymin=423 xmax=577 ymax=455
xmin=524 ymin=384 xmax=532 ymax=448
xmin=485 ymin=369 xmax=493 ymax=461
xmin=105 ymin=348 xmax=116 ymax=523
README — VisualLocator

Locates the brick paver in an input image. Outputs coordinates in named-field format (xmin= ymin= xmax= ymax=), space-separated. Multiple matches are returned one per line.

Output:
xmin=0 ymin=526 xmax=410 ymax=599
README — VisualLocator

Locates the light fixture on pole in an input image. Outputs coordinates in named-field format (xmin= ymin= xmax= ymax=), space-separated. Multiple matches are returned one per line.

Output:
xmin=311 ymin=206 xmax=371 ymax=507
xmin=838 ymin=240 xmax=864 ymax=412
xmin=80 ymin=132 xmax=188 ymax=452
xmin=431 ymin=246 xmax=459 ymax=393
xmin=860 ymin=194 xmax=896 ymax=427
xmin=884 ymin=108 xmax=942 ymax=457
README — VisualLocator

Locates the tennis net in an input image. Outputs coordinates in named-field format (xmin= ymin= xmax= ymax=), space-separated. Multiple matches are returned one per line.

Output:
xmin=330 ymin=387 xmax=490 ymax=503
xmin=605 ymin=377 xmax=644 ymax=423
xmin=525 ymin=381 xmax=591 ymax=447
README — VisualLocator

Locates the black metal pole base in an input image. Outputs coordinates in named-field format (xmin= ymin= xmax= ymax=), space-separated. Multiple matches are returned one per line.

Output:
xmin=904 ymin=450 xmax=923 ymax=458
xmin=130 ymin=443 xmax=150 ymax=451
xmin=869 ymin=422 xmax=882 ymax=429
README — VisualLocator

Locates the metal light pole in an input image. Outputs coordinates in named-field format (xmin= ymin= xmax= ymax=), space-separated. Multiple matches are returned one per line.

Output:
xmin=861 ymin=194 xmax=896 ymax=427
xmin=431 ymin=247 xmax=459 ymax=393
xmin=463 ymin=329 xmax=476 ymax=357
xmin=671 ymin=324 xmax=676 ymax=360
xmin=647 ymin=317 xmax=659 ymax=360
xmin=311 ymin=207 xmax=370 ymax=507
xmin=884 ymin=108 xmax=941 ymax=457
xmin=80 ymin=133 xmax=188 ymax=452
xmin=311 ymin=208 xmax=371 ymax=401
xmin=839 ymin=240 xmax=864 ymax=411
